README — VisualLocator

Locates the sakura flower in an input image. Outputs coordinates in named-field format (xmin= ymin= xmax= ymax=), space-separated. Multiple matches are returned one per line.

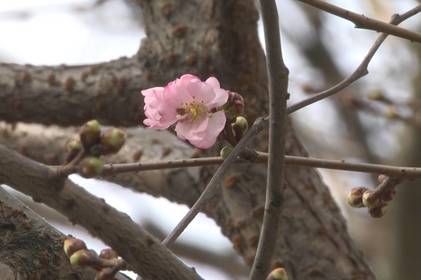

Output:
xmin=142 ymin=74 xmax=229 ymax=149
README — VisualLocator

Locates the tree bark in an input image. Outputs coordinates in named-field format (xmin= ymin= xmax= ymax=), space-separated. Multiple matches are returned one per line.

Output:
xmin=0 ymin=0 xmax=375 ymax=279
xmin=0 ymin=186 xmax=96 ymax=280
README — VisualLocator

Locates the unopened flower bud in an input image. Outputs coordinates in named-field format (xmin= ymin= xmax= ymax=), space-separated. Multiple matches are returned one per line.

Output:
xmin=99 ymin=248 xmax=118 ymax=260
xmin=100 ymin=128 xmax=126 ymax=155
xmin=369 ymin=205 xmax=386 ymax=218
xmin=81 ymin=157 xmax=104 ymax=178
xmin=220 ymin=145 xmax=234 ymax=159
xmin=368 ymin=90 xmax=384 ymax=101
xmin=65 ymin=137 xmax=82 ymax=162
xmin=69 ymin=249 xmax=99 ymax=267
xmin=80 ymin=120 xmax=101 ymax=150
xmin=233 ymin=116 xmax=248 ymax=131
xmin=64 ymin=237 xmax=87 ymax=258
xmin=266 ymin=267 xmax=288 ymax=280
xmin=347 ymin=187 xmax=367 ymax=208
xmin=362 ymin=190 xmax=380 ymax=208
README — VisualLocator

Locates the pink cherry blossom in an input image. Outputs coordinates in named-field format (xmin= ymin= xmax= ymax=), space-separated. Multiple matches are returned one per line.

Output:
xmin=142 ymin=74 xmax=229 ymax=149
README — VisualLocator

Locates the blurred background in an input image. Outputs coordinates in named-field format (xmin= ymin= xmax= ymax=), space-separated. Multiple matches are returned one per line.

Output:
xmin=0 ymin=0 xmax=420 ymax=279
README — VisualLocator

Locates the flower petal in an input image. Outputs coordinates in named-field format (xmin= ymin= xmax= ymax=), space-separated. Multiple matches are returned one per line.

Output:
xmin=188 ymin=111 xmax=226 ymax=149
xmin=205 ymin=77 xmax=220 ymax=89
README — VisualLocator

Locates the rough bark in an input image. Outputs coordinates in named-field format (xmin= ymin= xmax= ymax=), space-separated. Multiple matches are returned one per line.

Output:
xmin=0 ymin=145 xmax=201 ymax=280
xmin=0 ymin=187 xmax=96 ymax=280
xmin=0 ymin=0 xmax=375 ymax=279
xmin=0 ymin=122 xmax=374 ymax=280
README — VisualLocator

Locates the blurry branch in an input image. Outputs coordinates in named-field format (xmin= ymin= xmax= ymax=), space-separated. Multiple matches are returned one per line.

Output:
xmin=297 ymin=0 xmax=421 ymax=43
xmin=161 ymin=118 xmax=267 ymax=247
xmin=250 ymin=0 xmax=289 ymax=279
xmin=143 ymin=221 xmax=248 ymax=279
xmin=297 ymin=3 xmax=380 ymax=174
xmin=288 ymin=4 xmax=421 ymax=113
xmin=59 ymin=152 xmax=421 ymax=178
xmin=0 ymin=187 xmax=97 ymax=280
xmin=0 ymin=144 xmax=202 ymax=280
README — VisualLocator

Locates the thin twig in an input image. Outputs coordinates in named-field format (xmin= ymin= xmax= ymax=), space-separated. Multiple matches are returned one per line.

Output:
xmin=250 ymin=0 xmax=289 ymax=279
xmin=94 ymin=153 xmax=421 ymax=179
xmin=161 ymin=117 xmax=267 ymax=247
xmin=288 ymin=4 xmax=421 ymax=113
xmin=297 ymin=0 xmax=421 ymax=43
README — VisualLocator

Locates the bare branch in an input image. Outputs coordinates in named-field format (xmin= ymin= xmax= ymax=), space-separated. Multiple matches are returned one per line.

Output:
xmin=161 ymin=117 xmax=267 ymax=247
xmin=288 ymin=4 xmax=421 ymax=113
xmin=298 ymin=0 xmax=421 ymax=43
xmin=0 ymin=144 xmax=202 ymax=280
xmin=250 ymin=0 xmax=289 ymax=278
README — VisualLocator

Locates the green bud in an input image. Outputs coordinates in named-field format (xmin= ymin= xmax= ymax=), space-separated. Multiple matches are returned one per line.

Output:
xmin=266 ymin=267 xmax=288 ymax=280
xmin=220 ymin=145 xmax=234 ymax=159
xmin=64 ymin=237 xmax=87 ymax=258
xmin=65 ymin=137 xmax=83 ymax=163
xmin=368 ymin=90 xmax=384 ymax=101
xmin=69 ymin=249 xmax=98 ymax=267
xmin=234 ymin=116 xmax=248 ymax=132
xmin=362 ymin=190 xmax=380 ymax=209
xmin=80 ymin=120 xmax=101 ymax=150
xmin=346 ymin=187 xmax=367 ymax=208
xmin=81 ymin=157 xmax=104 ymax=178
xmin=100 ymin=128 xmax=126 ymax=155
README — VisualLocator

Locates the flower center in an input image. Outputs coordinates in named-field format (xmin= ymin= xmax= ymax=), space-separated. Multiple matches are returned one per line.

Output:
xmin=177 ymin=101 xmax=208 ymax=121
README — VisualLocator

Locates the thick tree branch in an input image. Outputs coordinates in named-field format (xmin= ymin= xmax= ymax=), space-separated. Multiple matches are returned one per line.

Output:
xmin=0 ymin=187 xmax=97 ymax=280
xmin=0 ymin=0 xmax=376 ymax=278
xmin=0 ymin=123 xmax=376 ymax=279
xmin=0 ymin=144 xmax=202 ymax=280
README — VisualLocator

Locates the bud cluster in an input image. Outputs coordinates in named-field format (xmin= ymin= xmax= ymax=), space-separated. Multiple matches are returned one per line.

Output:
xmin=64 ymin=120 xmax=126 ymax=178
xmin=346 ymin=175 xmax=399 ymax=218
xmin=64 ymin=237 xmax=124 ymax=280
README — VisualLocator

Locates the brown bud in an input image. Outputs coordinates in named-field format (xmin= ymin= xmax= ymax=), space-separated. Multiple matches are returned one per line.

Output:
xmin=346 ymin=187 xmax=367 ymax=208
xmin=80 ymin=120 xmax=101 ymax=150
xmin=362 ymin=190 xmax=380 ymax=209
xmin=99 ymin=248 xmax=118 ymax=260
xmin=266 ymin=267 xmax=288 ymax=280
xmin=81 ymin=157 xmax=104 ymax=178
xmin=368 ymin=205 xmax=386 ymax=218
xmin=100 ymin=128 xmax=126 ymax=155
xmin=64 ymin=237 xmax=87 ymax=257
xmin=69 ymin=249 xmax=99 ymax=267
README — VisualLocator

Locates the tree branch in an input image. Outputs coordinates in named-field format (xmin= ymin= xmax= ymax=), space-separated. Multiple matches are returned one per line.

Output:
xmin=250 ymin=0 xmax=289 ymax=278
xmin=297 ymin=0 xmax=421 ymax=43
xmin=0 ymin=144 xmax=202 ymax=280
xmin=0 ymin=186 xmax=97 ymax=280
xmin=288 ymin=4 xmax=421 ymax=113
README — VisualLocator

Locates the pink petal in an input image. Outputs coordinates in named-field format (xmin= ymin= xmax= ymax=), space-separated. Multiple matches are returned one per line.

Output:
xmin=184 ymin=111 xmax=226 ymax=149
xmin=175 ymin=117 xmax=209 ymax=141
xmin=205 ymin=77 xmax=220 ymax=89
xmin=207 ymin=88 xmax=229 ymax=109
xmin=186 ymin=79 xmax=216 ymax=105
